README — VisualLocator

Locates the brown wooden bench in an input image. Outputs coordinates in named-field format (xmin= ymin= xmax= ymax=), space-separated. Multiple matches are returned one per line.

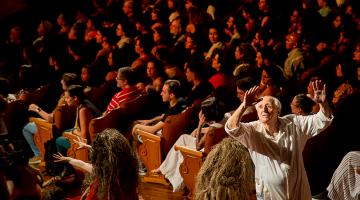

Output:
xmin=134 ymin=104 xmax=198 ymax=185
xmin=174 ymin=126 xmax=227 ymax=199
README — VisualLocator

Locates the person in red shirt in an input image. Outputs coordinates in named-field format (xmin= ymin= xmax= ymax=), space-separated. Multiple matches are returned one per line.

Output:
xmin=105 ymin=67 xmax=142 ymax=114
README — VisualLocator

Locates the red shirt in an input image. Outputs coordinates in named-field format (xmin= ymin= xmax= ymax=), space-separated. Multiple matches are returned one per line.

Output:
xmin=106 ymin=86 xmax=141 ymax=113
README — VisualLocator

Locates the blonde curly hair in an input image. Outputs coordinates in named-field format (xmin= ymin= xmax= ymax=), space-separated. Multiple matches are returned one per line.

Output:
xmin=195 ymin=137 xmax=254 ymax=200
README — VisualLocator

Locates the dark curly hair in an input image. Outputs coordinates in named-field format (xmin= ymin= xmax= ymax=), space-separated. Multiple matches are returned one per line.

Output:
xmin=90 ymin=128 xmax=139 ymax=200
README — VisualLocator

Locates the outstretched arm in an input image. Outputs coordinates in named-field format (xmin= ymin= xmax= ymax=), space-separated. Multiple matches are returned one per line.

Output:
xmin=53 ymin=153 xmax=93 ymax=173
xmin=227 ymin=86 xmax=258 ymax=130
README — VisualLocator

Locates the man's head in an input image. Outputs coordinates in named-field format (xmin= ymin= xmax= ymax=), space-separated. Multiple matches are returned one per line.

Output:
xmin=255 ymin=96 xmax=281 ymax=124
xmin=161 ymin=79 xmax=182 ymax=102
xmin=116 ymin=67 xmax=136 ymax=89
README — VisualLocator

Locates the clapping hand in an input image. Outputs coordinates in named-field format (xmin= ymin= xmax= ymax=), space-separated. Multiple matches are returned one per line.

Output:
xmin=311 ymin=80 xmax=327 ymax=103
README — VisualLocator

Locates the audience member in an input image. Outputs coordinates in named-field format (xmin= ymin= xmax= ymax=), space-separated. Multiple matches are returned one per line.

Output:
xmin=151 ymin=97 xmax=225 ymax=192
xmin=195 ymin=137 xmax=255 ymax=200
xmin=54 ymin=128 xmax=139 ymax=200
xmin=23 ymin=73 xmax=79 ymax=164
xmin=225 ymin=80 xmax=333 ymax=199
xmin=55 ymin=85 xmax=101 ymax=156
xmin=132 ymin=79 xmax=186 ymax=135
xmin=105 ymin=67 xmax=142 ymax=114
xmin=290 ymin=93 xmax=316 ymax=115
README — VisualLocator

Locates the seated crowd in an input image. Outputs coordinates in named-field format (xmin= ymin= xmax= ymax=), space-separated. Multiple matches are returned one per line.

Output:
xmin=0 ymin=0 xmax=359 ymax=199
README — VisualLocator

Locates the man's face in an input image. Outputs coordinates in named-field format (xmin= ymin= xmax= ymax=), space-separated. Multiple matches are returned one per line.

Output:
xmin=161 ymin=84 xmax=170 ymax=102
xmin=256 ymin=96 xmax=278 ymax=123
xmin=116 ymin=72 xmax=127 ymax=89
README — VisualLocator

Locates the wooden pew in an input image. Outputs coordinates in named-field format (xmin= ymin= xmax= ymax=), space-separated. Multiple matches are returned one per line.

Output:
xmin=174 ymin=126 xmax=227 ymax=199
xmin=88 ymin=94 xmax=150 ymax=143
xmin=30 ymin=105 xmax=76 ymax=157
xmin=63 ymin=132 xmax=89 ymax=162
xmin=134 ymin=104 xmax=198 ymax=185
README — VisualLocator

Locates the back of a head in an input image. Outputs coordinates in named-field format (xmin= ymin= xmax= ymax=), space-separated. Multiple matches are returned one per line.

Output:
xmin=118 ymin=67 xmax=137 ymax=86
xmin=195 ymin=138 xmax=254 ymax=200
xmin=66 ymin=85 xmax=86 ymax=100
xmin=62 ymin=73 xmax=80 ymax=87
xmin=295 ymin=93 xmax=315 ymax=114
xmin=165 ymin=79 xmax=183 ymax=98
xmin=90 ymin=128 xmax=138 ymax=200
xmin=201 ymin=97 xmax=226 ymax=122
xmin=236 ymin=76 xmax=256 ymax=91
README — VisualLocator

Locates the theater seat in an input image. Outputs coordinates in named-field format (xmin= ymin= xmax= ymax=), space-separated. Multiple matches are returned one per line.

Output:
xmin=174 ymin=126 xmax=227 ymax=199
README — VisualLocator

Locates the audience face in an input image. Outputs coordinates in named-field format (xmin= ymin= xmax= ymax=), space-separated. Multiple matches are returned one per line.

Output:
xmin=116 ymin=72 xmax=127 ymax=89
xmin=64 ymin=91 xmax=76 ymax=106
xmin=256 ymin=97 xmax=279 ymax=123
xmin=185 ymin=36 xmax=195 ymax=49
xmin=161 ymin=84 xmax=170 ymax=102
xmin=208 ymin=28 xmax=219 ymax=44
xmin=147 ymin=62 xmax=157 ymax=79
xmin=107 ymin=52 xmax=114 ymax=66
xmin=211 ymin=54 xmax=221 ymax=71
xmin=81 ymin=67 xmax=90 ymax=83
xmin=116 ymin=24 xmax=124 ymax=37
xmin=185 ymin=67 xmax=195 ymax=82
xmin=170 ymin=19 xmax=181 ymax=36
xmin=236 ymin=87 xmax=246 ymax=102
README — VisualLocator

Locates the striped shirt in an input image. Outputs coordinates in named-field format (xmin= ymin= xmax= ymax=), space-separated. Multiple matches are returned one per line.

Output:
xmin=106 ymin=86 xmax=141 ymax=113
xmin=327 ymin=151 xmax=360 ymax=200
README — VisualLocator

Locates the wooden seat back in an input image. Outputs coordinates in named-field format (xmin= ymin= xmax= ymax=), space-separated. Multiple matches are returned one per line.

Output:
xmin=203 ymin=126 xmax=227 ymax=155
xmin=175 ymin=125 xmax=227 ymax=199
xmin=135 ymin=103 xmax=198 ymax=185
xmin=89 ymin=94 xmax=150 ymax=142
xmin=30 ymin=105 xmax=76 ymax=157
xmin=31 ymin=118 xmax=54 ymax=157
xmin=161 ymin=105 xmax=196 ymax=158
xmin=86 ymin=81 xmax=116 ymax=111
xmin=53 ymin=105 xmax=76 ymax=137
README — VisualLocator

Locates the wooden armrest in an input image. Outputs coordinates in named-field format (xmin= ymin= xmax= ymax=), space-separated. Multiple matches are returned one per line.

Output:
xmin=174 ymin=145 xmax=203 ymax=158
xmin=63 ymin=132 xmax=89 ymax=162
xmin=30 ymin=117 xmax=54 ymax=157
xmin=135 ymin=129 xmax=161 ymax=142
xmin=29 ymin=117 xmax=47 ymax=124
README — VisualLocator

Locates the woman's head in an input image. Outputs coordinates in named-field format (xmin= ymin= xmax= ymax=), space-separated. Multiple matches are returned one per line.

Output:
xmin=195 ymin=137 xmax=254 ymax=200
xmin=65 ymin=85 xmax=86 ymax=106
xmin=90 ymin=128 xmax=138 ymax=200
xmin=200 ymin=97 xmax=225 ymax=122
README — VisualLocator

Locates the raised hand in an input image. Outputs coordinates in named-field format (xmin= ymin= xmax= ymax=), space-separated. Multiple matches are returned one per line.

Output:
xmin=28 ymin=104 xmax=39 ymax=112
xmin=73 ymin=137 xmax=91 ymax=149
xmin=53 ymin=152 xmax=71 ymax=162
xmin=244 ymin=86 xmax=259 ymax=107
xmin=311 ymin=80 xmax=327 ymax=103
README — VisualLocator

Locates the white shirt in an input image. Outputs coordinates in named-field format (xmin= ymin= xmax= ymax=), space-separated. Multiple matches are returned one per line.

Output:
xmin=225 ymin=110 xmax=333 ymax=200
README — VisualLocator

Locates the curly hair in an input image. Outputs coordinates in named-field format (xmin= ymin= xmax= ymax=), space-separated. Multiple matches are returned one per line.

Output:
xmin=90 ymin=128 xmax=139 ymax=200
xmin=195 ymin=138 xmax=254 ymax=200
